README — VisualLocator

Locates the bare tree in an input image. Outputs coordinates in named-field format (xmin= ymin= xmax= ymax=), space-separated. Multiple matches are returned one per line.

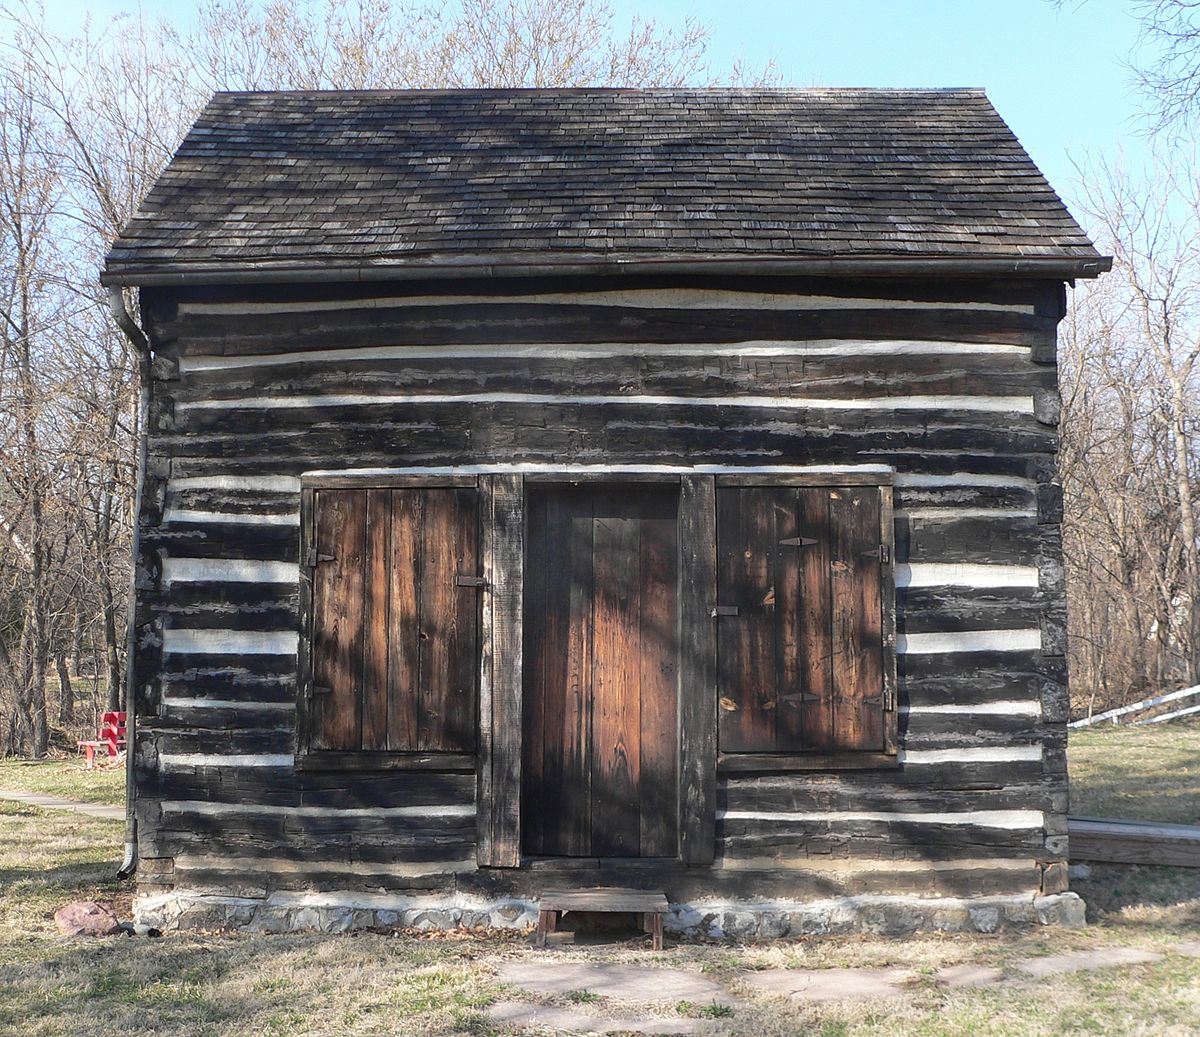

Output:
xmin=0 ymin=0 xmax=774 ymax=755
xmin=1130 ymin=0 xmax=1200 ymax=135
xmin=1060 ymin=151 xmax=1200 ymax=710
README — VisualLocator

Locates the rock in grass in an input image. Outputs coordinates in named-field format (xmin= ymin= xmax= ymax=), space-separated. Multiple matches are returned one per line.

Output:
xmin=54 ymin=901 xmax=121 ymax=937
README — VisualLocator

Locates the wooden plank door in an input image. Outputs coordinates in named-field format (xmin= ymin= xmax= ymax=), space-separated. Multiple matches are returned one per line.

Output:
xmin=716 ymin=484 xmax=887 ymax=755
xmin=522 ymin=483 xmax=680 ymax=858
xmin=308 ymin=484 xmax=479 ymax=754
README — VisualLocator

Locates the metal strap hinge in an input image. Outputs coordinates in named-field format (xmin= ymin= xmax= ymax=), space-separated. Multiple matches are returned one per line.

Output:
xmin=863 ymin=545 xmax=891 ymax=564
xmin=305 ymin=549 xmax=336 ymax=567
xmin=311 ymin=685 xmax=333 ymax=697
xmin=711 ymin=604 xmax=739 ymax=618
xmin=779 ymin=536 xmax=818 ymax=548
xmin=455 ymin=574 xmax=488 ymax=588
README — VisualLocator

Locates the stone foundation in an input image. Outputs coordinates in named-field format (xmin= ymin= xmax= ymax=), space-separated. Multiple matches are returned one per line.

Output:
xmin=135 ymin=889 xmax=1086 ymax=937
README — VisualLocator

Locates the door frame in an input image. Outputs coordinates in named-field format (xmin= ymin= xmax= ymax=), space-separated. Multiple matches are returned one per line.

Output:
xmin=474 ymin=472 xmax=718 ymax=867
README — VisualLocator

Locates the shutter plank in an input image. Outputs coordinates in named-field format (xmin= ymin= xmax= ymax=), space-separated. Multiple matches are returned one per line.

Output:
xmin=717 ymin=487 xmax=777 ymax=752
xmin=830 ymin=487 xmax=885 ymax=752
xmin=590 ymin=488 xmax=642 ymax=857
xmin=797 ymin=487 xmax=835 ymax=752
xmin=638 ymin=488 xmax=680 ymax=858
xmin=387 ymin=489 xmax=422 ymax=751
xmin=312 ymin=489 xmax=365 ymax=751
xmin=418 ymin=489 xmax=461 ymax=750
xmin=361 ymin=488 xmax=392 ymax=750
xmin=446 ymin=488 xmax=479 ymax=751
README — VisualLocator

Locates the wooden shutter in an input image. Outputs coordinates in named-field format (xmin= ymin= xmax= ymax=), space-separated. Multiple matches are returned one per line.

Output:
xmin=306 ymin=484 xmax=480 ymax=757
xmin=715 ymin=482 xmax=894 ymax=758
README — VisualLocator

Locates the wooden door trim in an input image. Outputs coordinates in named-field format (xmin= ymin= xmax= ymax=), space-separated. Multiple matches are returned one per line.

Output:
xmin=300 ymin=474 xmax=480 ymax=488
xmin=678 ymin=475 xmax=718 ymax=864
xmin=477 ymin=474 xmax=524 ymax=867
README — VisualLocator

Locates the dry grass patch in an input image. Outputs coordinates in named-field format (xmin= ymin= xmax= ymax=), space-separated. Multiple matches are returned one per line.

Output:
xmin=1068 ymin=719 xmax=1200 ymax=825
xmin=0 ymin=757 xmax=125 ymax=807
xmin=0 ymin=737 xmax=1199 ymax=1035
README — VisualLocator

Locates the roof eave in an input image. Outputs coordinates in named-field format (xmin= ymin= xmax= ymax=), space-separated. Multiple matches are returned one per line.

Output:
xmin=100 ymin=251 xmax=1113 ymax=288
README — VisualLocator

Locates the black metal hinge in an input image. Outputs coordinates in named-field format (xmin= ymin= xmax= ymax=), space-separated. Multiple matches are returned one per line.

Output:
xmin=455 ymin=574 xmax=488 ymax=588
xmin=779 ymin=536 xmax=818 ymax=548
xmin=311 ymin=685 xmax=333 ymax=697
xmin=711 ymin=604 xmax=739 ymax=617
xmin=863 ymin=545 xmax=891 ymax=564
xmin=304 ymin=549 xmax=336 ymax=568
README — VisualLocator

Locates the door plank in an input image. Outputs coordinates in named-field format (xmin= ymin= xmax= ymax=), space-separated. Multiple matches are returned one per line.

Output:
xmin=311 ymin=489 xmax=366 ymax=751
xmin=590 ymin=489 xmax=642 ymax=857
xmin=797 ymin=488 xmax=835 ymax=752
xmin=387 ymin=489 xmax=422 ymax=751
xmin=773 ymin=488 xmax=803 ymax=751
xmin=562 ymin=491 xmax=595 ymax=856
xmin=520 ymin=489 xmax=549 ymax=856
xmin=638 ymin=488 xmax=679 ymax=857
xmin=830 ymin=487 xmax=885 ymax=752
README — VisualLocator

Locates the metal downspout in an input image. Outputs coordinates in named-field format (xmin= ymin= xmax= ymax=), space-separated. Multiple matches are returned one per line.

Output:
xmin=108 ymin=285 xmax=151 ymax=880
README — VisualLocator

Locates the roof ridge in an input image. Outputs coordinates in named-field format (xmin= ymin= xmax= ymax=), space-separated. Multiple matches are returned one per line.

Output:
xmin=209 ymin=86 xmax=991 ymax=99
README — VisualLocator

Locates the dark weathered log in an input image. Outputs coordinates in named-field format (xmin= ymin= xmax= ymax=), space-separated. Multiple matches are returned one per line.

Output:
xmin=155 ymin=299 xmax=1058 ymax=357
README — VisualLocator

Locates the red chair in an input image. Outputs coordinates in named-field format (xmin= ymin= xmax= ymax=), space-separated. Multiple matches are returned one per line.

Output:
xmin=78 ymin=711 xmax=127 ymax=768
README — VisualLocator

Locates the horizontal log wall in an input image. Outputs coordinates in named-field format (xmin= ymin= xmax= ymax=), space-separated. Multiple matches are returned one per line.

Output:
xmin=132 ymin=273 xmax=1069 ymax=902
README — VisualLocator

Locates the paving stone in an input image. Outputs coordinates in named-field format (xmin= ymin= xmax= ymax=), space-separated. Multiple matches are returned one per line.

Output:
xmin=743 ymin=966 xmax=911 ymax=1002
xmin=1174 ymin=940 xmax=1200 ymax=958
xmin=1015 ymin=947 xmax=1162 ymax=978
xmin=936 ymin=963 xmax=1004 ymax=988
xmin=487 ymin=1000 xmax=699 ymax=1035
xmin=497 ymin=962 xmax=735 ymax=1006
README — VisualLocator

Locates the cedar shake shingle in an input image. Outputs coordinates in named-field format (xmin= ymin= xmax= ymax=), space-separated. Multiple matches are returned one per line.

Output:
xmin=102 ymin=88 xmax=1106 ymax=283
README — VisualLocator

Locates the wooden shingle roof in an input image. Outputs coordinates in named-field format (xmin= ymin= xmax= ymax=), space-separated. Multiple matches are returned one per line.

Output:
xmin=102 ymin=88 xmax=1108 ymax=285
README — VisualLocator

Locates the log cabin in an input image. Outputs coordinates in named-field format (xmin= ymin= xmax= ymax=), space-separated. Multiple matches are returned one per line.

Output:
xmin=102 ymin=88 xmax=1110 ymax=937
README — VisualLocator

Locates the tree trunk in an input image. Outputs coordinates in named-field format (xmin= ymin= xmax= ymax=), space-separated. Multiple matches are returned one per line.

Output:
xmin=56 ymin=650 xmax=74 ymax=725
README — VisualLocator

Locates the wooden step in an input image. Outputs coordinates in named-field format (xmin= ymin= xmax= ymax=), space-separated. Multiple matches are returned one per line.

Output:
xmin=536 ymin=887 xmax=669 ymax=950
xmin=539 ymin=887 xmax=669 ymax=913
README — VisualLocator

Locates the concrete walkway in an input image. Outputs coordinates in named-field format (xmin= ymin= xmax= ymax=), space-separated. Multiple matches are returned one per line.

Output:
xmin=0 ymin=788 xmax=123 ymax=820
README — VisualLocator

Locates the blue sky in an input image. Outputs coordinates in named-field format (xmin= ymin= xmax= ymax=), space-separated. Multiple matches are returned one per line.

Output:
xmin=608 ymin=0 xmax=1148 ymax=208
xmin=38 ymin=0 xmax=1150 ymax=214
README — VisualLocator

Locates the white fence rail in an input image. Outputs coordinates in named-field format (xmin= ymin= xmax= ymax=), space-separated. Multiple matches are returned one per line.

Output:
xmin=1132 ymin=701 xmax=1200 ymax=726
xmin=1068 ymin=684 xmax=1200 ymax=729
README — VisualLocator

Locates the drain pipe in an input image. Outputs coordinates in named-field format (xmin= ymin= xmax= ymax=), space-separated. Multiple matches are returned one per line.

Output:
xmin=108 ymin=285 xmax=151 ymax=881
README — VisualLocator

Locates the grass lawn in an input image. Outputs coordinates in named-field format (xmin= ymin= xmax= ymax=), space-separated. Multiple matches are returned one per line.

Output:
xmin=0 ymin=727 xmax=1196 ymax=1034
xmin=1068 ymin=719 xmax=1200 ymax=825
xmin=0 ymin=757 xmax=125 ymax=807
xmin=0 ymin=800 xmax=1197 ymax=1036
